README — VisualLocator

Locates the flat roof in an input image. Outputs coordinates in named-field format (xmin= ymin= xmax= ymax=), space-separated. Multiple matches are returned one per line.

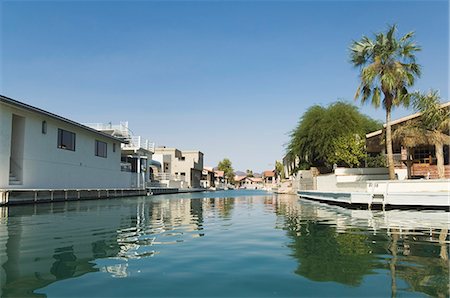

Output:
xmin=0 ymin=94 xmax=125 ymax=143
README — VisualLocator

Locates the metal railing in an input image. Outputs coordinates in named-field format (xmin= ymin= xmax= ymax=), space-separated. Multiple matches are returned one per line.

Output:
xmin=84 ymin=122 xmax=131 ymax=136
xmin=121 ymin=162 xmax=132 ymax=172
xmin=122 ymin=136 xmax=155 ymax=152
xmin=146 ymin=181 xmax=168 ymax=188
xmin=154 ymin=173 xmax=186 ymax=182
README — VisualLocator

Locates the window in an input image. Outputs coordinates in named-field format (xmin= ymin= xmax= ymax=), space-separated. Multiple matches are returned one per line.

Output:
xmin=113 ymin=143 xmax=116 ymax=152
xmin=95 ymin=140 xmax=107 ymax=158
xmin=57 ymin=129 xmax=76 ymax=151
xmin=413 ymin=146 xmax=435 ymax=164
xmin=42 ymin=121 xmax=47 ymax=134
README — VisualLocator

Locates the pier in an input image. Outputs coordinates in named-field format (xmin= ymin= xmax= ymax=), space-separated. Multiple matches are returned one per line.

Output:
xmin=0 ymin=188 xmax=148 ymax=206
xmin=298 ymin=179 xmax=450 ymax=210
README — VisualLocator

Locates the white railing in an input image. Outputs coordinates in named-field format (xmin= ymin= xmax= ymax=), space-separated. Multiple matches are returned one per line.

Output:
xmin=146 ymin=181 xmax=168 ymax=188
xmin=84 ymin=122 xmax=131 ymax=138
xmin=122 ymin=136 xmax=155 ymax=152
xmin=121 ymin=162 xmax=132 ymax=172
xmin=154 ymin=173 xmax=186 ymax=182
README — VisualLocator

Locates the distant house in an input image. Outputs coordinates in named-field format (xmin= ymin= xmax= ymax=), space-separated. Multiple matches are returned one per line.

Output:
xmin=262 ymin=170 xmax=276 ymax=184
xmin=153 ymin=147 xmax=204 ymax=188
xmin=201 ymin=167 xmax=215 ymax=188
xmin=234 ymin=176 xmax=263 ymax=189
xmin=366 ymin=102 xmax=450 ymax=179
xmin=0 ymin=95 xmax=134 ymax=189
xmin=213 ymin=170 xmax=226 ymax=189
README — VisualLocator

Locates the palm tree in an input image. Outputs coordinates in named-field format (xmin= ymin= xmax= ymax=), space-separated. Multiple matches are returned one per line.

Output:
xmin=350 ymin=24 xmax=421 ymax=179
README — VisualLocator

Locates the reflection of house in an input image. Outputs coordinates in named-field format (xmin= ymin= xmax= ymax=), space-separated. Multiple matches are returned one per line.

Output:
xmin=153 ymin=147 xmax=204 ymax=188
xmin=85 ymin=121 xmax=157 ymax=188
xmin=0 ymin=95 xmax=135 ymax=189
xmin=366 ymin=102 xmax=450 ymax=179
xmin=234 ymin=176 xmax=264 ymax=189
xmin=201 ymin=167 xmax=215 ymax=188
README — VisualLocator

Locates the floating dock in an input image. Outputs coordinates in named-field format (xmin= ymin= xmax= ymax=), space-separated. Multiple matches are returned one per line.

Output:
xmin=0 ymin=188 xmax=148 ymax=206
xmin=298 ymin=179 xmax=450 ymax=210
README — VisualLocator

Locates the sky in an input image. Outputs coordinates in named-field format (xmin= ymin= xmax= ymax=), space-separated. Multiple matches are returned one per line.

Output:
xmin=1 ymin=0 xmax=448 ymax=173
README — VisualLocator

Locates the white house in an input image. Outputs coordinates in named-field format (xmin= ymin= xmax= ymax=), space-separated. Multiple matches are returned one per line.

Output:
xmin=0 ymin=95 xmax=134 ymax=189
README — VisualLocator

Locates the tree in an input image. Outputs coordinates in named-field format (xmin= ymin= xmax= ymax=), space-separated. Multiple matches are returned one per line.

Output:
xmin=287 ymin=101 xmax=381 ymax=170
xmin=218 ymin=158 xmax=235 ymax=183
xmin=393 ymin=90 xmax=450 ymax=178
xmin=350 ymin=24 xmax=421 ymax=179
xmin=246 ymin=169 xmax=254 ymax=177
xmin=275 ymin=161 xmax=285 ymax=180
xmin=328 ymin=134 xmax=366 ymax=168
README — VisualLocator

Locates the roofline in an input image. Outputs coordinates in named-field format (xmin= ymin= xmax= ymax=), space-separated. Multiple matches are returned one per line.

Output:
xmin=0 ymin=94 xmax=125 ymax=143
xmin=366 ymin=101 xmax=450 ymax=139
xmin=182 ymin=150 xmax=204 ymax=154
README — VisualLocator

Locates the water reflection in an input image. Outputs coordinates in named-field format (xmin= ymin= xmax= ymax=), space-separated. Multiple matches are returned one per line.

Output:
xmin=274 ymin=195 xmax=449 ymax=297
xmin=0 ymin=192 xmax=448 ymax=297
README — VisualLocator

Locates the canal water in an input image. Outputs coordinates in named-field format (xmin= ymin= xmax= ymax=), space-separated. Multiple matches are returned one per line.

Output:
xmin=0 ymin=190 xmax=448 ymax=297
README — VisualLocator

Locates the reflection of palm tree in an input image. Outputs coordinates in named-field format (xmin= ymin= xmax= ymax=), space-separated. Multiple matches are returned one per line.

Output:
xmin=439 ymin=229 xmax=448 ymax=262
xmin=389 ymin=229 xmax=398 ymax=298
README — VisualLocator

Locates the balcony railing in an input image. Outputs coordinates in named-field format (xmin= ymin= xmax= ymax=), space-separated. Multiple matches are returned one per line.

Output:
xmin=122 ymin=136 xmax=155 ymax=152
xmin=154 ymin=173 xmax=186 ymax=182
xmin=121 ymin=162 xmax=132 ymax=172
xmin=84 ymin=122 xmax=131 ymax=137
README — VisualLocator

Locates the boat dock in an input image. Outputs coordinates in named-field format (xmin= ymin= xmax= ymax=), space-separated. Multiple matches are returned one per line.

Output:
xmin=148 ymin=187 xmax=207 ymax=195
xmin=298 ymin=179 xmax=450 ymax=210
xmin=0 ymin=187 xmax=210 ymax=206
xmin=0 ymin=188 xmax=148 ymax=206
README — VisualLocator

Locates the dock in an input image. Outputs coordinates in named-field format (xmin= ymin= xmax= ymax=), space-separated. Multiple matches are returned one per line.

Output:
xmin=0 ymin=187 xmax=211 ymax=205
xmin=298 ymin=179 xmax=450 ymax=210
xmin=148 ymin=187 xmax=207 ymax=195
xmin=0 ymin=188 xmax=148 ymax=206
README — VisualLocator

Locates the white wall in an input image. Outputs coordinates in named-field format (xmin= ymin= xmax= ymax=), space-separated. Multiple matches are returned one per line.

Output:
xmin=0 ymin=103 xmax=134 ymax=189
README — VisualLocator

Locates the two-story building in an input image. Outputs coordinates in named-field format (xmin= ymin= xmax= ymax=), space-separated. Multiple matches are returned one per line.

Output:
xmin=84 ymin=122 xmax=157 ymax=188
xmin=153 ymin=147 xmax=204 ymax=188
xmin=0 ymin=95 xmax=134 ymax=190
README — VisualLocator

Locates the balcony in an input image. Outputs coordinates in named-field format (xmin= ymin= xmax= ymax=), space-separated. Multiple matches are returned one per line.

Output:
xmin=154 ymin=173 xmax=186 ymax=182
xmin=121 ymin=162 xmax=132 ymax=172
xmin=122 ymin=136 xmax=155 ymax=153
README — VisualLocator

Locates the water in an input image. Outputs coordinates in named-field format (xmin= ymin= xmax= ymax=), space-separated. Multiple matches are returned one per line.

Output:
xmin=0 ymin=190 xmax=448 ymax=297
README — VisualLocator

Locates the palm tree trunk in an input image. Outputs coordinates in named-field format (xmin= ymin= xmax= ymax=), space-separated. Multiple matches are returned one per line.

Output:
xmin=386 ymin=108 xmax=396 ymax=180
xmin=435 ymin=141 xmax=445 ymax=179
xmin=406 ymin=147 xmax=412 ymax=179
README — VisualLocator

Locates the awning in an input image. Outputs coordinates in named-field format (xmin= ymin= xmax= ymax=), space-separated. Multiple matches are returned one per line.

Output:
xmin=148 ymin=159 xmax=162 ymax=169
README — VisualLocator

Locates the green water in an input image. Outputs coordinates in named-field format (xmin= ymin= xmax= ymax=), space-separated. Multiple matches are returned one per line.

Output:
xmin=0 ymin=190 xmax=448 ymax=297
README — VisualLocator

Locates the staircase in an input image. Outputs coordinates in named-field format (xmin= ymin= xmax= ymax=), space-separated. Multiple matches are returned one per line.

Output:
xmin=9 ymin=172 xmax=22 ymax=185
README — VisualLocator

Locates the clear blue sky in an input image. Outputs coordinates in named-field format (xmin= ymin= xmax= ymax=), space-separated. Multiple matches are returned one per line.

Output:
xmin=1 ymin=0 xmax=448 ymax=173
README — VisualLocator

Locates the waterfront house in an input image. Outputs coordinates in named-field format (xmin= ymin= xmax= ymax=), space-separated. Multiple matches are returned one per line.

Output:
xmin=366 ymin=102 xmax=450 ymax=179
xmin=234 ymin=176 xmax=264 ymax=189
xmin=262 ymin=170 xmax=276 ymax=184
xmin=0 ymin=95 xmax=134 ymax=189
xmin=201 ymin=167 xmax=215 ymax=188
xmin=153 ymin=147 xmax=204 ymax=188
xmin=85 ymin=122 xmax=157 ymax=188
xmin=213 ymin=170 xmax=227 ymax=189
